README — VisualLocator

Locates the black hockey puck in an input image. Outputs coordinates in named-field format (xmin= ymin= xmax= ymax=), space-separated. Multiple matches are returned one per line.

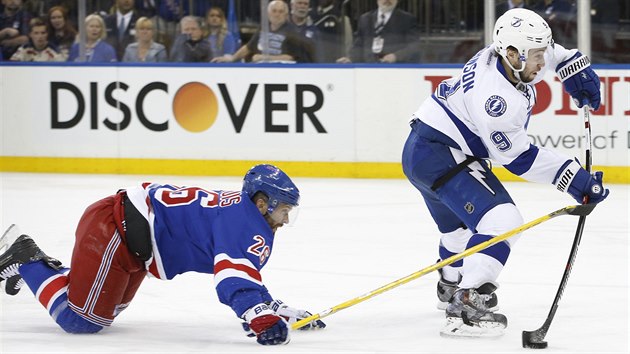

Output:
xmin=522 ymin=331 xmax=548 ymax=349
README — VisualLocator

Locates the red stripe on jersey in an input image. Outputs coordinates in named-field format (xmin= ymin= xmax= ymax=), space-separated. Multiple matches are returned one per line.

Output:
xmin=38 ymin=276 xmax=68 ymax=308
xmin=148 ymin=259 xmax=161 ymax=279
xmin=214 ymin=259 xmax=262 ymax=282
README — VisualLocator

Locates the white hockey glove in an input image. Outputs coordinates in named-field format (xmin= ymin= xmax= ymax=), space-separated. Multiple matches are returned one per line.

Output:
xmin=270 ymin=299 xmax=326 ymax=330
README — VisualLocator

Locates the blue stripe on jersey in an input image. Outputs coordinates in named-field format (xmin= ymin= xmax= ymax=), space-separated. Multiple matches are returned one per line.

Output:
xmin=431 ymin=94 xmax=489 ymax=158
xmin=439 ymin=245 xmax=463 ymax=268
xmin=467 ymin=234 xmax=511 ymax=265
xmin=504 ymin=144 xmax=539 ymax=176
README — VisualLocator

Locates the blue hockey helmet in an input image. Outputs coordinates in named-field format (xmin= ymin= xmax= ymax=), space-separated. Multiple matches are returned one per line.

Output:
xmin=242 ymin=164 xmax=300 ymax=214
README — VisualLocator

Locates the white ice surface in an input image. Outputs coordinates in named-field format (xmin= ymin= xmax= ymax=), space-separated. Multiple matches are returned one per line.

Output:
xmin=0 ymin=173 xmax=628 ymax=353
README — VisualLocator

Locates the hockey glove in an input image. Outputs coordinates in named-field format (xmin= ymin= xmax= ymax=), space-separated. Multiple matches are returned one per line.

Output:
xmin=270 ymin=299 xmax=326 ymax=330
xmin=556 ymin=52 xmax=601 ymax=110
xmin=242 ymin=303 xmax=289 ymax=346
xmin=554 ymin=160 xmax=609 ymax=204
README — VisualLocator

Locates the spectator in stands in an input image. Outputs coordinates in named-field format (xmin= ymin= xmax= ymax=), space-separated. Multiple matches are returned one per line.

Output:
xmin=496 ymin=0 xmax=530 ymax=17
xmin=0 ymin=0 xmax=30 ymax=60
xmin=10 ymin=16 xmax=64 ymax=61
xmin=23 ymin=0 xmax=76 ymax=20
xmin=68 ymin=14 xmax=117 ymax=62
xmin=169 ymin=16 xmax=212 ymax=62
xmin=289 ymin=0 xmax=317 ymax=41
xmin=289 ymin=0 xmax=319 ymax=61
xmin=310 ymin=0 xmax=352 ymax=63
xmin=46 ymin=5 xmax=76 ymax=60
xmin=205 ymin=6 xmax=238 ymax=59
xmin=122 ymin=16 xmax=166 ymax=62
xmin=155 ymin=0 xmax=188 ymax=53
xmin=337 ymin=0 xmax=420 ymax=63
xmin=212 ymin=0 xmax=314 ymax=63
xmin=104 ymin=0 xmax=140 ymax=61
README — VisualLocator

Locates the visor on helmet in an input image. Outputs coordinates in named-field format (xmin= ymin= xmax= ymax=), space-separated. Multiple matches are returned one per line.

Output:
xmin=267 ymin=202 xmax=300 ymax=226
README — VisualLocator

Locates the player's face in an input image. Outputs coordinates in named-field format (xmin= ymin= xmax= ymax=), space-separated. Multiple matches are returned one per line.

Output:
xmin=265 ymin=203 xmax=294 ymax=232
xmin=519 ymin=47 xmax=546 ymax=83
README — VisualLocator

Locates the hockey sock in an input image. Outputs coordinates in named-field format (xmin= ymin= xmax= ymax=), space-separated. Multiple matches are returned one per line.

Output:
xmin=19 ymin=261 xmax=102 ymax=333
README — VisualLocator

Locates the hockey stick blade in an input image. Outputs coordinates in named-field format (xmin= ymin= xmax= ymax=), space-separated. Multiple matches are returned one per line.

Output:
xmin=522 ymin=326 xmax=549 ymax=349
xmin=292 ymin=204 xmax=593 ymax=331
xmin=565 ymin=203 xmax=595 ymax=216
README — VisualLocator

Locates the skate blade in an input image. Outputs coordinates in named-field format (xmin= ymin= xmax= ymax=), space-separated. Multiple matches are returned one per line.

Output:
xmin=440 ymin=317 xmax=506 ymax=338
xmin=0 ymin=224 xmax=21 ymax=254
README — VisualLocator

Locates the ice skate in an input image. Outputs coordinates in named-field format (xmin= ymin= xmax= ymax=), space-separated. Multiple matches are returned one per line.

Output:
xmin=440 ymin=283 xmax=507 ymax=338
xmin=0 ymin=231 xmax=62 ymax=295
xmin=436 ymin=265 xmax=498 ymax=312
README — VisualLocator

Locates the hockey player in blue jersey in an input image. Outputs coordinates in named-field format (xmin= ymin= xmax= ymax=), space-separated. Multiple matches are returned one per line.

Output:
xmin=0 ymin=164 xmax=325 ymax=345
xmin=402 ymin=8 xmax=609 ymax=337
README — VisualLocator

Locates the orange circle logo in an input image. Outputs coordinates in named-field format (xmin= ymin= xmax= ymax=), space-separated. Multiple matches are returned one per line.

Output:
xmin=172 ymin=82 xmax=218 ymax=132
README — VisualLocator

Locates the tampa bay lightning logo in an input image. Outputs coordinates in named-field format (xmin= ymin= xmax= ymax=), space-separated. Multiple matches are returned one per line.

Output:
xmin=511 ymin=17 xmax=523 ymax=27
xmin=485 ymin=95 xmax=507 ymax=117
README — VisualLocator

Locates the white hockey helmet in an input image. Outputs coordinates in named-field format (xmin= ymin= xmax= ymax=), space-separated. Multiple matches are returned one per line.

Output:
xmin=493 ymin=8 xmax=553 ymax=65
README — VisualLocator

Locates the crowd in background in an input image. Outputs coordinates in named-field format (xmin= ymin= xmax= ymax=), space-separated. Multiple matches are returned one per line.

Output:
xmin=0 ymin=0 xmax=628 ymax=64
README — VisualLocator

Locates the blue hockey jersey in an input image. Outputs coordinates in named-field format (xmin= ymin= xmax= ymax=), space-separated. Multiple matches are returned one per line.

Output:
xmin=125 ymin=183 xmax=275 ymax=318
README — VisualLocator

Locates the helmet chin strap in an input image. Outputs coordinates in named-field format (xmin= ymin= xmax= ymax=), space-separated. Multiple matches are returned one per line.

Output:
xmin=503 ymin=54 xmax=527 ymax=88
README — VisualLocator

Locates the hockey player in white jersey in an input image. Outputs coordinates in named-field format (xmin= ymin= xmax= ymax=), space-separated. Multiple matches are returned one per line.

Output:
xmin=402 ymin=8 xmax=609 ymax=337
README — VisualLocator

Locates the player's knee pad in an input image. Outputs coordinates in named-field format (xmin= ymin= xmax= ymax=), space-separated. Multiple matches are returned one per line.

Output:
xmin=55 ymin=306 xmax=104 ymax=334
xmin=476 ymin=203 xmax=523 ymax=247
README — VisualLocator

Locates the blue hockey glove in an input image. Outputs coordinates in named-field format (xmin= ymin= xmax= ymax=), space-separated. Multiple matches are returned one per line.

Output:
xmin=556 ymin=52 xmax=601 ymax=110
xmin=269 ymin=299 xmax=326 ymax=330
xmin=242 ymin=303 xmax=289 ymax=345
xmin=554 ymin=160 xmax=609 ymax=204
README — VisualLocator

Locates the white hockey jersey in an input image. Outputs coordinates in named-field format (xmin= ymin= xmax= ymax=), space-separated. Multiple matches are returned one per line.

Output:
xmin=412 ymin=44 xmax=577 ymax=184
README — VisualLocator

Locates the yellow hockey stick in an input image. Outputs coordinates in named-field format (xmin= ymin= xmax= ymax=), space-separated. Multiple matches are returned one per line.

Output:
xmin=292 ymin=203 xmax=596 ymax=330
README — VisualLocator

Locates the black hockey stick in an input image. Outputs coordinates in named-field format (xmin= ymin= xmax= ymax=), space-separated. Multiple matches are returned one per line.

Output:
xmin=522 ymin=107 xmax=593 ymax=349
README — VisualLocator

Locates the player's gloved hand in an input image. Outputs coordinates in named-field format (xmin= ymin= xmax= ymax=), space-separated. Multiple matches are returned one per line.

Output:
xmin=556 ymin=52 xmax=601 ymax=110
xmin=554 ymin=160 xmax=609 ymax=204
xmin=242 ymin=303 xmax=289 ymax=345
xmin=270 ymin=299 xmax=326 ymax=330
